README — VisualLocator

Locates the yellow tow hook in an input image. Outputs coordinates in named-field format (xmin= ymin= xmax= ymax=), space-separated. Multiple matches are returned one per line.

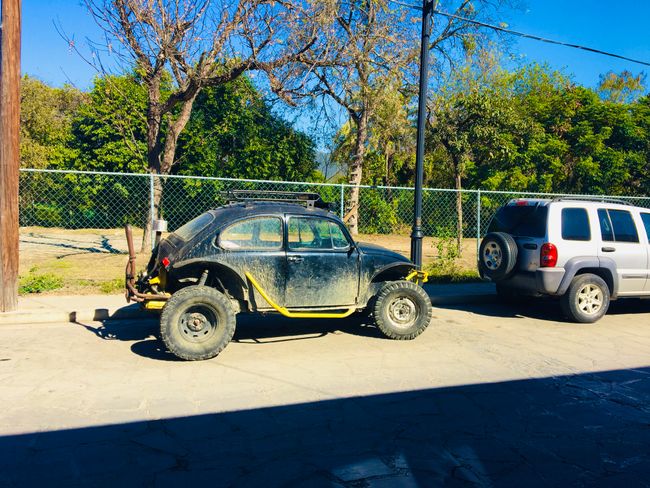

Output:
xmin=245 ymin=272 xmax=356 ymax=319
xmin=406 ymin=270 xmax=429 ymax=285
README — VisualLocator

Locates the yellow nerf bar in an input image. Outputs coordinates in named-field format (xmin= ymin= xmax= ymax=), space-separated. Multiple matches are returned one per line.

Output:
xmin=245 ymin=272 xmax=356 ymax=319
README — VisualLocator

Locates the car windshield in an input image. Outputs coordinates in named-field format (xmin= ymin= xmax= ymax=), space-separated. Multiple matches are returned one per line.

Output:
xmin=173 ymin=212 xmax=214 ymax=241
xmin=488 ymin=205 xmax=548 ymax=238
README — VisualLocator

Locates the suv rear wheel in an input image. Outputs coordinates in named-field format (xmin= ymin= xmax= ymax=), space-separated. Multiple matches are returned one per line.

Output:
xmin=560 ymin=274 xmax=610 ymax=323
xmin=373 ymin=281 xmax=433 ymax=340
xmin=160 ymin=285 xmax=236 ymax=360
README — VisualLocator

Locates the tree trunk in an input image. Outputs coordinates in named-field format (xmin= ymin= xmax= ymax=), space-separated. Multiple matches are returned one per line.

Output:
xmin=141 ymin=171 xmax=164 ymax=253
xmin=454 ymin=171 xmax=463 ymax=257
xmin=345 ymin=112 xmax=368 ymax=235
xmin=140 ymin=89 xmax=199 ymax=252
xmin=141 ymin=75 xmax=163 ymax=252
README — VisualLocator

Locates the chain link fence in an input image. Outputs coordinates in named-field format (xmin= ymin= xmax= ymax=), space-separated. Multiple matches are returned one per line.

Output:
xmin=19 ymin=168 xmax=650 ymax=249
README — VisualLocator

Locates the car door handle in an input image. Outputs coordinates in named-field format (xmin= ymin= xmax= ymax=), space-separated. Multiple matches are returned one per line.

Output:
xmin=287 ymin=256 xmax=304 ymax=263
xmin=523 ymin=243 xmax=538 ymax=250
xmin=601 ymin=246 xmax=616 ymax=252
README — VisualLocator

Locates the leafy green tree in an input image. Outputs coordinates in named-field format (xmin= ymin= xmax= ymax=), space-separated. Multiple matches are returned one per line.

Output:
xmin=597 ymin=71 xmax=646 ymax=104
xmin=177 ymin=77 xmax=317 ymax=181
xmin=70 ymin=73 xmax=150 ymax=173
xmin=20 ymin=76 xmax=85 ymax=169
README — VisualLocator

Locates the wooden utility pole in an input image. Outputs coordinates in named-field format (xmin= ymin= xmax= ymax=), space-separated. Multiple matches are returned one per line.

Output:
xmin=0 ymin=0 xmax=21 ymax=311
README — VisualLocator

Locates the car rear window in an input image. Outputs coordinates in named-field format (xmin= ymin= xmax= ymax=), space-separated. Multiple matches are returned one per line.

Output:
xmin=561 ymin=208 xmax=590 ymax=241
xmin=173 ymin=212 xmax=214 ymax=241
xmin=487 ymin=205 xmax=548 ymax=238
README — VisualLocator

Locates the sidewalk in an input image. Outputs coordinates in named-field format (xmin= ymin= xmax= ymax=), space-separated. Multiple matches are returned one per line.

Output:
xmin=0 ymin=282 xmax=496 ymax=325
xmin=0 ymin=293 xmax=145 ymax=325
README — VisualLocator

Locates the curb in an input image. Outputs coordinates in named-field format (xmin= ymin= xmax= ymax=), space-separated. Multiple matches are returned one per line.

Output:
xmin=0 ymin=303 xmax=154 ymax=326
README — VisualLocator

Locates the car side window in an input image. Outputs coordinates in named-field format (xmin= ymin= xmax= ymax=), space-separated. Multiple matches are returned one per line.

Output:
xmin=598 ymin=209 xmax=614 ymax=241
xmin=640 ymin=213 xmax=650 ymax=243
xmin=219 ymin=217 xmax=283 ymax=250
xmin=609 ymin=209 xmax=639 ymax=243
xmin=561 ymin=208 xmax=590 ymax=241
xmin=288 ymin=217 xmax=348 ymax=250
xmin=330 ymin=222 xmax=351 ymax=249
xmin=598 ymin=209 xmax=639 ymax=243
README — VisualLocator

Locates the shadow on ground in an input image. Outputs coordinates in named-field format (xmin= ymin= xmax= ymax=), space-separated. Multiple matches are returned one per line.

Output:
xmin=2 ymin=367 xmax=650 ymax=487
xmin=438 ymin=296 xmax=650 ymax=323
xmin=76 ymin=313 xmax=381 ymax=362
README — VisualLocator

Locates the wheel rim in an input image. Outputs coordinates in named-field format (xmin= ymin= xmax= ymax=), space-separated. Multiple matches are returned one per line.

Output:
xmin=483 ymin=241 xmax=503 ymax=270
xmin=387 ymin=295 xmax=419 ymax=329
xmin=178 ymin=305 xmax=219 ymax=343
xmin=576 ymin=284 xmax=604 ymax=315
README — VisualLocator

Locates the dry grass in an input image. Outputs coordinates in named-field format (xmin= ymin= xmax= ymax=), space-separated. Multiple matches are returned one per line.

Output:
xmin=19 ymin=227 xmax=480 ymax=295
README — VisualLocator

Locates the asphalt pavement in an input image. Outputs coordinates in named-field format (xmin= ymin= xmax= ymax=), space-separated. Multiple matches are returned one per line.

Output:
xmin=1 ymin=293 xmax=650 ymax=486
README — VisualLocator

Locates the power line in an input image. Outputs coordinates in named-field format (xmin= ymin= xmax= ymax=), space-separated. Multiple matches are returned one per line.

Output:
xmin=388 ymin=0 xmax=650 ymax=68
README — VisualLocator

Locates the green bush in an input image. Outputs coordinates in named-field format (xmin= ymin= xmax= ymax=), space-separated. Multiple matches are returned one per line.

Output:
xmin=19 ymin=272 xmax=64 ymax=294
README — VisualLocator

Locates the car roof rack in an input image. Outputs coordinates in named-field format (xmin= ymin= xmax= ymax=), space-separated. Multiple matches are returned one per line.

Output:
xmin=550 ymin=196 xmax=632 ymax=206
xmin=224 ymin=190 xmax=332 ymax=210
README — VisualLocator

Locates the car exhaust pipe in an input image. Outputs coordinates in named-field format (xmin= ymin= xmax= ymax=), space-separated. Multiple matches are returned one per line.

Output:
xmin=124 ymin=224 xmax=170 ymax=304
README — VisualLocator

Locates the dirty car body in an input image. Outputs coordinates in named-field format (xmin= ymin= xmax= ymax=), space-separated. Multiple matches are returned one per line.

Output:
xmin=136 ymin=203 xmax=414 ymax=312
xmin=126 ymin=195 xmax=433 ymax=360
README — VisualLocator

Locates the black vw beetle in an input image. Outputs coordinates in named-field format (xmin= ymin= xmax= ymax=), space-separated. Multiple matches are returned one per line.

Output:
xmin=125 ymin=192 xmax=432 ymax=360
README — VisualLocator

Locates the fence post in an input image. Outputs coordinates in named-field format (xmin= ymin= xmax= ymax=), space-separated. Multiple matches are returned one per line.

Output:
xmin=476 ymin=189 xmax=481 ymax=258
xmin=339 ymin=184 xmax=344 ymax=218
xmin=149 ymin=174 xmax=155 ymax=249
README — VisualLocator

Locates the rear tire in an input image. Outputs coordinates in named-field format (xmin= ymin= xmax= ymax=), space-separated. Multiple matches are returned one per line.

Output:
xmin=160 ymin=286 xmax=236 ymax=360
xmin=560 ymin=274 xmax=610 ymax=323
xmin=479 ymin=232 xmax=518 ymax=281
xmin=373 ymin=281 xmax=433 ymax=340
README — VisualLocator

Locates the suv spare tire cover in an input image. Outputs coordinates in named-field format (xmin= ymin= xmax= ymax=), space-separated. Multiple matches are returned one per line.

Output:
xmin=479 ymin=232 xmax=518 ymax=281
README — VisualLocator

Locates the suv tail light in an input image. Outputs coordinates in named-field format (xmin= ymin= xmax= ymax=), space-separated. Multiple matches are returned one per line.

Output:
xmin=540 ymin=243 xmax=558 ymax=268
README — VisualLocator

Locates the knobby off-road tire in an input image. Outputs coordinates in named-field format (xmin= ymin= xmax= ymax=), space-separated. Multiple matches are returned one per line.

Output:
xmin=373 ymin=281 xmax=433 ymax=340
xmin=560 ymin=273 xmax=610 ymax=324
xmin=160 ymin=285 xmax=236 ymax=361
xmin=478 ymin=232 xmax=518 ymax=281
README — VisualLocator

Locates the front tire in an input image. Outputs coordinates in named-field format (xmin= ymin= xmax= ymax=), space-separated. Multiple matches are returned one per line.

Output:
xmin=373 ymin=281 xmax=433 ymax=340
xmin=560 ymin=274 xmax=610 ymax=323
xmin=160 ymin=286 xmax=236 ymax=360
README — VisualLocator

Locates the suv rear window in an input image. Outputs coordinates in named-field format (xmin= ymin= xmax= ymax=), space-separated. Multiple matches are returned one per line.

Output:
xmin=561 ymin=208 xmax=590 ymax=241
xmin=488 ymin=205 xmax=548 ymax=238
xmin=174 ymin=212 xmax=214 ymax=241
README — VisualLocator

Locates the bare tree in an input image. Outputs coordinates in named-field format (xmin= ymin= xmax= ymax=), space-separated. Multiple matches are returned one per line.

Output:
xmin=302 ymin=0 xmax=508 ymax=235
xmin=295 ymin=0 xmax=414 ymax=234
xmin=80 ymin=0 xmax=333 ymax=250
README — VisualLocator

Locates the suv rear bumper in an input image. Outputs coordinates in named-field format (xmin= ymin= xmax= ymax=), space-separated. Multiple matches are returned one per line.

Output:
xmin=497 ymin=268 xmax=565 ymax=296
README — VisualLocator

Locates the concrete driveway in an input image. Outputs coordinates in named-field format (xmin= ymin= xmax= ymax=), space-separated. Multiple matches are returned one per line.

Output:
xmin=2 ymin=298 xmax=650 ymax=486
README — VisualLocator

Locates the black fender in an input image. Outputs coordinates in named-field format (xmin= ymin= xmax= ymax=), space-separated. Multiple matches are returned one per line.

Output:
xmin=171 ymin=259 xmax=249 ymax=302
xmin=358 ymin=262 xmax=415 ymax=308
xmin=556 ymin=257 xmax=618 ymax=299
xmin=370 ymin=262 xmax=415 ymax=283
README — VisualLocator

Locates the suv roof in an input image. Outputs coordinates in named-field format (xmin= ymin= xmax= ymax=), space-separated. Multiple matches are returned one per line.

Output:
xmin=506 ymin=197 xmax=637 ymax=209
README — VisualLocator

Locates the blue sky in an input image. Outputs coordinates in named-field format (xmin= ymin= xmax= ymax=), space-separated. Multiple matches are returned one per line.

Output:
xmin=21 ymin=0 xmax=650 ymax=90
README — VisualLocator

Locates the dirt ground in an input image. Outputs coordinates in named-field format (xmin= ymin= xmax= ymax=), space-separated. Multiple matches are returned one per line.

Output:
xmin=19 ymin=226 xmax=479 ymax=294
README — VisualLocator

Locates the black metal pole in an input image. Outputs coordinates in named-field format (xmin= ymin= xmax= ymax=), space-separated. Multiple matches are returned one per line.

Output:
xmin=410 ymin=0 xmax=433 ymax=269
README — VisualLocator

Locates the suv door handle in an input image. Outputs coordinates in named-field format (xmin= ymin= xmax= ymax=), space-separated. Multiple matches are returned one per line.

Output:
xmin=287 ymin=256 xmax=304 ymax=263
xmin=601 ymin=246 xmax=616 ymax=252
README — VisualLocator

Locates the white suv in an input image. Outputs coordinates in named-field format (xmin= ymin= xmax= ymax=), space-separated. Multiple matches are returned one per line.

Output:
xmin=478 ymin=198 xmax=650 ymax=323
